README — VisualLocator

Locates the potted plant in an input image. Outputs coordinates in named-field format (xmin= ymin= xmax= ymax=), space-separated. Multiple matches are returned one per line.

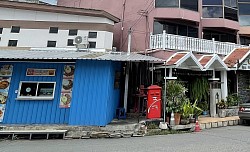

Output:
xmin=163 ymin=80 xmax=187 ymax=125
xmin=180 ymin=99 xmax=202 ymax=124
xmin=217 ymin=99 xmax=227 ymax=118
xmin=198 ymin=101 xmax=209 ymax=115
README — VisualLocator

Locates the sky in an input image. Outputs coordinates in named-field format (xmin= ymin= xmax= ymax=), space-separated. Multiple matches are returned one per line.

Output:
xmin=40 ymin=0 xmax=57 ymax=5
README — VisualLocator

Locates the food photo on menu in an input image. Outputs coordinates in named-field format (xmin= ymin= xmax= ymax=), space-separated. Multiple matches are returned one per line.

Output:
xmin=62 ymin=79 xmax=74 ymax=92
xmin=0 ymin=92 xmax=8 ymax=104
xmin=0 ymin=65 xmax=13 ymax=76
xmin=60 ymin=93 xmax=72 ymax=108
xmin=0 ymin=77 xmax=11 ymax=91
xmin=63 ymin=65 xmax=75 ymax=78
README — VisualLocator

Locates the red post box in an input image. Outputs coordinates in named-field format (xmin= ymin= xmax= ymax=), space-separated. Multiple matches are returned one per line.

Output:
xmin=147 ymin=85 xmax=162 ymax=119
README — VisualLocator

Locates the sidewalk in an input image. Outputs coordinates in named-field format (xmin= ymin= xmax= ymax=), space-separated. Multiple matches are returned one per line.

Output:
xmin=198 ymin=116 xmax=239 ymax=129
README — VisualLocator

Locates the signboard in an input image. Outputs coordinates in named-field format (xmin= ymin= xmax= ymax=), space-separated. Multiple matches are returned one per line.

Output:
xmin=26 ymin=68 xmax=56 ymax=76
xmin=60 ymin=65 xmax=75 ymax=108
xmin=0 ymin=64 xmax=13 ymax=122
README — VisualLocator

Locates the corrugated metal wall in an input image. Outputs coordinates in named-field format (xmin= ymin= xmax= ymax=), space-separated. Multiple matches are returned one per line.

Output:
xmin=2 ymin=62 xmax=69 ymax=124
xmin=69 ymin=60 xmax=121 ymax=126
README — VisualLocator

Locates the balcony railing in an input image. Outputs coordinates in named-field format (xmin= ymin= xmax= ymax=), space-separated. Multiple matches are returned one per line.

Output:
xmin=150 ymin=31 xmax=247 ymax=55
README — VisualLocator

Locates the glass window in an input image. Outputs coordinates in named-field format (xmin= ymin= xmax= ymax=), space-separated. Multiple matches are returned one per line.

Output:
xmin=88 ymin=32 xmax=97 ymax=38
xmin=8 ymin=40 xmax=18 ymax=47
xmin=240 ymin=36 xmax=250 ymax=45
xmin=239 ymin=4 xmax=250 ymax=15
xmin=18 ymin=82 xmax=56 ymax=100
xmin=89 ymin=42 xmax=96 ymax=48
xmin=181 ymin=0 xmax=198 ymax=11
xmin=203 ymin=0 xmax=222 ymax=5
xmin=202 ymin=6 xmax=223 ymax=18
xmin=49 ymin=27 xmax=58 ymax=33
xmin=188 ymin=27 xmax=198 ymax=38
xmin=203 ymin=30 xmax=236 ymax=43
xmin=155 ymin=0 xmax=179 ymax=8
xmin=224 ymin=0 xmax=237 ymax=8
xmin=0 ymin=28 xmax=3 ymax=34
xmin=224 ymin=7 xmax=238 ymax=21
xmin=67 ymin=39 xmax=74 ymax=46
xmin=238 ymin=0 xmax=250 ymax=2
xmin=47 ymin=41 xmax=56 ymax=47
xmin=20 ymin=82 xmax=37 ymax=96
xmin=68 ymin=29 xmax=78 ymax=36
xmin=11 ymin=26 xmax=20 ymax=33
xmin=178 ymin=25 xmax=187 ymax=36
xmin=153 ymin=21 xmax=164 ymax=34
xmin=239 ymin=15 xmax=250 ymax=26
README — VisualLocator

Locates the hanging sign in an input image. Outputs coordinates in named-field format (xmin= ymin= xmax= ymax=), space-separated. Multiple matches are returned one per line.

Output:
xmin=26 ymin=68 xmax=56 ymax=76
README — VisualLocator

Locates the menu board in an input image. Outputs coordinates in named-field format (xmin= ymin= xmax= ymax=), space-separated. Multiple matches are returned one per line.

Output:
xmin=26 ymin=68 xmax=56 ymax=76
xmin=0 ymin=65 xmax=13 ymax=122
xmin=59 ymin=65 xmax=75 ymax=108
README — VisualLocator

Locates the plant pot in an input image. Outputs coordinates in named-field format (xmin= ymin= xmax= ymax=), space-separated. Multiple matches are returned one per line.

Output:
xmin=174 ymin=113 xmax=181 ymax=125
xmin=189 ymin=117 xmax=196 ymax=123
xmin=180 ymin=119 xmax=189 ymax=125
xmin=202 ymin=111 xmax=208 ymax=115
xmin=218 ymin=109 xmax=226 ymax=118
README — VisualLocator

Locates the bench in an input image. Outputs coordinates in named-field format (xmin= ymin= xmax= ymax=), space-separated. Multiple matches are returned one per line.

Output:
xmin=0 ymin=130 xmax=67 ymax=140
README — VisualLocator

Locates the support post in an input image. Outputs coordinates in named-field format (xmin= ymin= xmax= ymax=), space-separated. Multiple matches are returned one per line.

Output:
xmin=151 ymin=63 xmax=154 ymax=85
xmin=163 ymin=62 xmax=167 ymax=123
xmin=163 ymin=30 xmax=166 ymax=50
xmin=221 ymin=70 xmax=228 ymax=100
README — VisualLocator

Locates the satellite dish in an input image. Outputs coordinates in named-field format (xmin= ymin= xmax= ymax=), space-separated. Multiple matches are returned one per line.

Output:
xmin=74 ymin=36 xmax=83 ymax=44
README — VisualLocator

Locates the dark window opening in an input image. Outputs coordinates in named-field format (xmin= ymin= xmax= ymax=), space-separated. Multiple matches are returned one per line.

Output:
xmin=89 ymin=42 xmax=96 ymax=48
xmin=203 ymin=30 xmax=236 ymax=43
xmin=224 ymin=7 xmax=238 ymax=21
xmin=180 ymin=0 xmax=198 ymax=11
xmin=49 ymin=27 xmax=58 ymax=33
xmin=20 ymin=82 xmax=37 ymax=96
xmin=240 ymin=36 xmax=250 ymax=45
xmin=47 ymin=41 xmax=56 ymax=47
xmin=8 ymin=40 xmax=18 ymax=47
xmin=88 ymin=32 xmax=97 ymax=38
xmin=0 ymin=28 xmax=3 ymax=34
xmin=203 ymin=0 xmax=223 ymax=5
xmin=11 ymin=26 xmax=20 ymax=33
xmin=69 ymin=29 xmax=78 ymax=36
xmin=67 ymin=39 xmax=74 ymax=46
xmin=155 ymin=0 xmax=179 ymax=8
xmin=202 ymin=6 xmax=223 ymax=18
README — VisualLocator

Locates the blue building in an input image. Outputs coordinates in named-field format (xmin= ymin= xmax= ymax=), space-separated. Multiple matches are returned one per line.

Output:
xmin=0 ymin=49 xmax=161 ymax=126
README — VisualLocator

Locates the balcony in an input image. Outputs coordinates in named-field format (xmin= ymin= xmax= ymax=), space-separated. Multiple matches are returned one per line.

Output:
xmin=149 ymin=31 xmax=247 ymax=55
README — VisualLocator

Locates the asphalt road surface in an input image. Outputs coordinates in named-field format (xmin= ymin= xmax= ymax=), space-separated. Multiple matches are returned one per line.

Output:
xmin=1 ymin=125 xmax=250 ymax=152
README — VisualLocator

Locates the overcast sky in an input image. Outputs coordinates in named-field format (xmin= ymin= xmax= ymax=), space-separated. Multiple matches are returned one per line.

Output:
xmin=41 ymin=0 xmax=57 ymax=5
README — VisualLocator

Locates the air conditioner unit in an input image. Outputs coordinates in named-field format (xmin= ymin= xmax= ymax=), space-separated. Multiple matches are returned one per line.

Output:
xmin=74 ymin=35 xmax=89 ymax=49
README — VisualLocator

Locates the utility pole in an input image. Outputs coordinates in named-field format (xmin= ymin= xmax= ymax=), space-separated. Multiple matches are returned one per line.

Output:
xmin=123 ymin=28 xmax=132 ymax=112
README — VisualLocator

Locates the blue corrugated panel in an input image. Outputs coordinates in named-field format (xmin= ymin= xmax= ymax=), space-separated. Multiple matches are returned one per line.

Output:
xmin=69 ymin=60 xmax=121 ymax=126
xmin=2 ymin=62 xmax=69 ymax=124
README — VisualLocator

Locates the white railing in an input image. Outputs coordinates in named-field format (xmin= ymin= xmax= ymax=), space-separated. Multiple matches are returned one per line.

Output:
xmin=150 ymin=31 xmax=248 ymax=55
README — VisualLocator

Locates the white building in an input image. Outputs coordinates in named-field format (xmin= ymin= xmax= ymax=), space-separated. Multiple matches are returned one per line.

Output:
xmin=0 ymin=1 xmax=119 ymax=50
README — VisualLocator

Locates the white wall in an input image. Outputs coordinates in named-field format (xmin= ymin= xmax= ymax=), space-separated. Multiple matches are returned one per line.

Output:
xmin=0 ymin=8 xmax=114 ymax=25
xmin=0 ymin=28 xmax=113 ymax=49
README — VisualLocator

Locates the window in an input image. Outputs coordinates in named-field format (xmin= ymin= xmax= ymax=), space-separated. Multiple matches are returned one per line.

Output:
xmin=240 ymin=36 xmax=250 ymax=45
xmin=89 ymin=42 xmax=96 ymax=48
xmin=224 ymin=7 xmax=238 ymax=21
xmin=224 ymin=0 xmax=237 ymax=8
xmin=239 ymin=4 xmax=250 ymax=15
xmin=180 ymin=0 xmax=198 ymax=11
xmin=18 ymin=82 xmax=56 ymax=100
xmin=49 ymin=27 xmax=58 ymax=33
xmin=203 ymin=6 xmax=223 ymax=18
xmin=203 ymin=30 xmax=236 ymax=43
xmin=67 ymin=39 xmax=74 ymax=46
xmin=239 ymin=16 xmax=250 ymax=26
xmin=11 ymin=26 xmax=20 ymax=33
xmin=8 ymin=40 xmax=18 ymax=47
xmin=155 ymin=0 xmax=179 ymax=8
xmin=202 ymin=0 xmax=222 ymax=5
xmin=0 ymin=28 xmax=3 ymax=34
xmin=68 ymin=29 xmax=78 ymax=36
xmin=47 ymin=41 xmax=56 ymax=47
xmin=88 ymin=32 xmax=97 ymax=38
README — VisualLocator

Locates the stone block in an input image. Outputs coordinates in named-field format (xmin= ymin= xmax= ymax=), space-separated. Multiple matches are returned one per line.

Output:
xmin=217 ymin=121 xmax=223 ymax=127
xmin=212 ymin=122 xmax=218 ymax=128
xmin=109 ymin=133 xmax=122 ymax=138
xmin=222 ymin=121 xmax=228 ymax=127
xmin=90 ymin=132 xmax=110 ymax=138
xmin=200 ymin=124 xmax=206 ymax=130
xmin=234 ymin=120 xmax=239 ymax=125
xmin=205 ymin=123 xmax=211 ymax=129
xmin=228 ymin=120 xmax=234 ymax=126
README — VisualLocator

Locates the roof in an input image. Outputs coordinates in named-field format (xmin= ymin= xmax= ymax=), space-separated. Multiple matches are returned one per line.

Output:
xmin=199 ymin=54 xmax=228 ymax=70
xmin=0 ymin=49 xmax=164 ymax=62
xmin=223 ymin=48 xmax=250 ymax=68
xmin=0 ymin=1 xmax=120 ymax=23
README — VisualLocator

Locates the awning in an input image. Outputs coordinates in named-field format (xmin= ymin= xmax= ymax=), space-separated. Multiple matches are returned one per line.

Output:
xmin=0 ymin=49 xmax=164 ymax=62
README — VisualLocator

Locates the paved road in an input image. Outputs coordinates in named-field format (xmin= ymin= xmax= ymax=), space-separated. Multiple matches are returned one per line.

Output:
xmin=1 ymin=125 xmax=250 ymax=152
